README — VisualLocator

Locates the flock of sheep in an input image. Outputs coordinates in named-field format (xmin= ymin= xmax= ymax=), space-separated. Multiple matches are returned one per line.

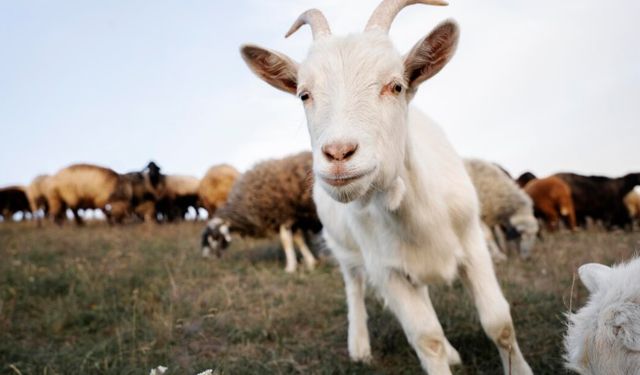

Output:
xmin=0 ymin=161 xmax=239 ymax=225
xmin=2 ymin=0 xmax=639 ymax=373
xmin=2 ymin=154 xmax=638 ymax=270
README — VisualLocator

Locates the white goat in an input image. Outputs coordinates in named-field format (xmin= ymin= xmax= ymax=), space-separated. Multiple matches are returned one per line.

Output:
xmin=565 ymin=257 xmax=640 ymax=375
xmin=240 ymin=1 xmax=532 ymax=374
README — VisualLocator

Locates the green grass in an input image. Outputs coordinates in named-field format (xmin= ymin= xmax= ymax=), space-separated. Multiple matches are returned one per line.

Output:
xmin=1 ymin=222 xmax=638 ymax=374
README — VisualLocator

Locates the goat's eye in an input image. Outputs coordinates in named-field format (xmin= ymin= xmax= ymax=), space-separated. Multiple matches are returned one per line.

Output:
xmin=299 ymin=92 xmax=311 ymax=102
xmin=381 ymin=82 xmax=404 ymax=96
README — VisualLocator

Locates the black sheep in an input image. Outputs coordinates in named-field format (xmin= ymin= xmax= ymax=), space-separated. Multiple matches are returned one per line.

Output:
xmin=555 ymin=172 xmax=640 ymax=229
xmin=0 ymin=186 xmax=31 ymax=220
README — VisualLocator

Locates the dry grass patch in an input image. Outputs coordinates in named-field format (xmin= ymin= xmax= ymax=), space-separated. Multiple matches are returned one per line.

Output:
xmin=1 ymin=222 xmax=638 ymax=374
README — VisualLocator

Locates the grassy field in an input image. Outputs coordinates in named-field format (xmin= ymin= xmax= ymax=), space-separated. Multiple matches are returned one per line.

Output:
xmin=1 ymin=222 xmax=639 ymax=375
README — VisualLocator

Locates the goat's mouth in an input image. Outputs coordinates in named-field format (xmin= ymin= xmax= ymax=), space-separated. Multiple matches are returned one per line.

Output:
xmin=319 ymin=169 xmax=375 ymax=187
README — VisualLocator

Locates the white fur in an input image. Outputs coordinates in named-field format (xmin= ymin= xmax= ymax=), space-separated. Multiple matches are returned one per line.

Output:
xmin=243 ymin=15 xmax=531 ymax=375
xmin=565 ymin=257 xmax=640 ymax=374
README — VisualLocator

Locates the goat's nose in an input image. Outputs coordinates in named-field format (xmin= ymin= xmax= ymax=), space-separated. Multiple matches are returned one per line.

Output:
xmin=322 ymin=142 xmax=358 ymax=162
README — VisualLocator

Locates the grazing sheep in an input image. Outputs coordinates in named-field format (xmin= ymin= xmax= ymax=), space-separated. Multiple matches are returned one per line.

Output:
xmin=240 ymin=1 xmax=532 ymax=373
xmin=623 ymin=188 xmax=640 ymax=229
xmin=155 ymin=174 xmax=201 ymax=221
xmin=565 ymin=257 xmax=640 ymax=374
xmin=121 ymin=163 xmax=166 ymax=222
xmin=523 ymin=176 xmax=577 ymax=231
xmin=198 ymin=164 xmax=240 ymax=217
xmin=201 ymin=152 xmax=321 ymax=273
xmin=26 ymin=175 xmax=51 ymax=220
xmin=464 ymin=158 xmax=539 ymax=260
xmin=46 ymin=163 xmax=132 ymax=225
xmin=0 ymin=186 xmax=31 ymax=220
xmin=556 ymin=173 xmax=640 ymax=229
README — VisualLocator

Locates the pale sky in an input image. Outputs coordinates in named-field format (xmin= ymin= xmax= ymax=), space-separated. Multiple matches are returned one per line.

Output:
xmin=1 ymin=1 xmax=638 ymax=186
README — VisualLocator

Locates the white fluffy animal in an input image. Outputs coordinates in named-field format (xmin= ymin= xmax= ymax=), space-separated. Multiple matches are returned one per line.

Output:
xmin=240 ymin=1 xmax=532 ymax=374
xmin=565 ymin=257 xmax=640 ymax=374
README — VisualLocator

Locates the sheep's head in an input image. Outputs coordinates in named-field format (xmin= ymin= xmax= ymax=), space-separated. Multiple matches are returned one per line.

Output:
xmin=241 ymin=0 xmax=459 ymax=203
xmin=516 ymin=172 xmax=537 ymax=188
xmin=508 ymin=213 xmax=539 ymax=259
xmin=201 ymin=217 xmax=232 ymax=258
xmin=565 ymin=260 xmax=640 ymax=374
xmin=145 ymin=161 xmax=162 ymax=188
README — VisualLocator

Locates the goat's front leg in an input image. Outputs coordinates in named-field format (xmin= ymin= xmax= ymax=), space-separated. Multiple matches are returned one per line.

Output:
xmin=462 ymin=224 xmax=533 ymax=375
xmin=278 ymin=224 xmax=297 ymax=273
xmin=339 ymin=263 xmax=371 ymax=362
xmin=379 ymin=272 xmax=452 ymax=374
xmin=418 ymin=286 xmax=461 ymax=366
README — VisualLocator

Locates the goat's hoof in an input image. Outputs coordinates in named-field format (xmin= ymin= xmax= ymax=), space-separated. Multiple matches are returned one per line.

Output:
xmin=305 ymin=260 xmax=318 ymax=271
xmin=284 ymin=266 xmax=297 ymax=274
xmin=446 ymin=346 xmax=462 ymax=366
xmin=493 ymin=253 xmax=508 ymax=263
xmin=349 ymin=341 xmax=372 ymax=364
xmin=350 ymin=353 xmax=372 ymax=364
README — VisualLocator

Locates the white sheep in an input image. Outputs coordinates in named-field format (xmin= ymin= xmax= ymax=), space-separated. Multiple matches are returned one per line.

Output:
xmin=240 ymin=1 xmax=532 ymax=373
xmin=464 ymin=158 xmax=539 ymax=260
xmin=565 ymin=257 xmax=640 ymax=374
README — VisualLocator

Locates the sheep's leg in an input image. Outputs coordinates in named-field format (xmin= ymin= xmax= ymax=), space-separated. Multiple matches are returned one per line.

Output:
xmin=461 ymin=224 xmax=532 ymax=375
xmin=72 ymin=208 xmax=85 ymax=226
xmin=292 ymin=230 xmax=317 ymax=270
xmin=379 ymin=272 xmax=452 ymax=374
xmin=279 ymin=225 xmax=297 ymax=273
xmin=481 ymin=222 xmax=506 ymax=262
xmin=48 ymin=196 xmax=64 ymax=225
xmin=492 ymin=225 xmax=509 ymax=255
xmin=537 ymin=199 xmax=559 ymax=231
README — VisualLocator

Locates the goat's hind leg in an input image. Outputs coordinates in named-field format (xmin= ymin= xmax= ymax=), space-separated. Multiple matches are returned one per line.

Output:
xmin=461 ymin=224 xmax=532 ymax=375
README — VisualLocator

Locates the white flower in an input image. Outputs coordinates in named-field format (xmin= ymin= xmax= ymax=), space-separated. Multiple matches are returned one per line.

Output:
xmin=149 ymin=365 xmax=168 ymax=375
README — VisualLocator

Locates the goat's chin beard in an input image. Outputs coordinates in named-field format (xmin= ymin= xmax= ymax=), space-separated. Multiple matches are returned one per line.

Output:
xmin=321 ymin=175 xmax=375 ymax=204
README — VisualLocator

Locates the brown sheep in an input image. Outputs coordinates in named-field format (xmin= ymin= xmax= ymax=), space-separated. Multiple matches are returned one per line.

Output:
xmin=524 ymin=176 xmax=577 ymax=231
xmin=118 ymin=161 xmax=170 ymax=223
xmin=0 ymin=186 xmax=31 ymax=220
xmin=624 ymin=188 xmax=640 ymax=229
xmin=26 ymin=175 xmax=52 ymax=220
xmin=46 ymin=164 xmax=132 ymax=225
xmin=198 ymin=164 xmax=240 ymax=217
xmin=201 ymin=151 xmax=321 ymax=273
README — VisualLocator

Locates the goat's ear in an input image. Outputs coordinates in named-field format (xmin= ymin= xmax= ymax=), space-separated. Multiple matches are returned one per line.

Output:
xmin=578 ymin=263 xmax=612 ymax=294
xmin=404 ymin=20 xmax=459 ymax=93
xmin=240 ymin=44 xmax=298 ymax=95
xmin=608 ymin=303 xmax=640 ymax=351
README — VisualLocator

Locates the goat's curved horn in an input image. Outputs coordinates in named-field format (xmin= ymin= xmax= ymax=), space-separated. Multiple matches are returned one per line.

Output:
xmin=365 ymin=0 xmax=448 ymax=33
xmin=285 ymin=9 xmax=332 ymax=40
